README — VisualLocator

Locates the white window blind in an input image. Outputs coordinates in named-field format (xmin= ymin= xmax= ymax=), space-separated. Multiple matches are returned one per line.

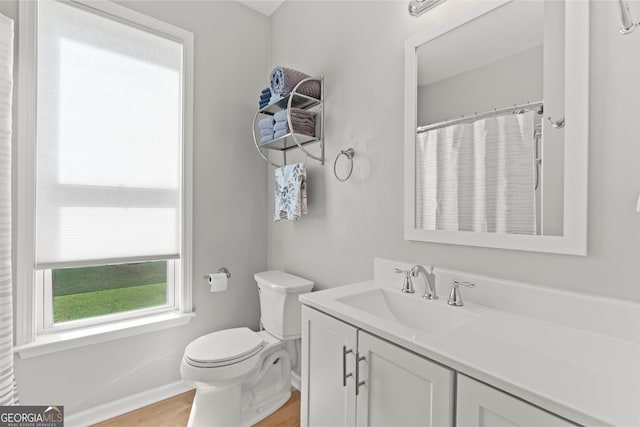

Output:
xmin=35 ymin=0 xmax=184 ymax=268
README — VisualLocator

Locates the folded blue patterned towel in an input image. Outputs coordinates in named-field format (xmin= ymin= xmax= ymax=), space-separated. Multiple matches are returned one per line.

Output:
xmin=274 ymin=163 xmax=307 ymax=221
xmin=259 ymin=87 xmax=272 ymax=107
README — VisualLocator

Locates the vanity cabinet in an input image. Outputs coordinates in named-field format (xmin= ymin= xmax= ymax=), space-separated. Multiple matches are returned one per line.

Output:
xmin=456 ymin=375 xmax=576 ymax=427
xmin=301 ymin=306 xmax=454 ymax=427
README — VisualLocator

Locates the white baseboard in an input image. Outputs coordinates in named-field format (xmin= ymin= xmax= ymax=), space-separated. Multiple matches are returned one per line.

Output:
xmin=65 ymin=380 xmax=194 ymax=427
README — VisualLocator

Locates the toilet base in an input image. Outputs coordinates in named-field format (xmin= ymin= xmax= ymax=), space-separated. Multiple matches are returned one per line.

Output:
xmin=188 ymin=383 xmax=242 ymax=427
xmin=242 ymin=345 xmax=292 ymax=425
xmin=243 ymin=389 xmax=290 ymax=426
xmin=187 ymin=385 xmax=290 ymax=427
xmin=185 ymin=343 xmax=292 ymax=427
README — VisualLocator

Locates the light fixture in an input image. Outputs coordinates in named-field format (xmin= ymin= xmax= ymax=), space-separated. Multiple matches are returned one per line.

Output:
xmin=618 ymin=0 xmax=637 ymax=34
xmin=408 ymin=0 xmax=447 ymax=17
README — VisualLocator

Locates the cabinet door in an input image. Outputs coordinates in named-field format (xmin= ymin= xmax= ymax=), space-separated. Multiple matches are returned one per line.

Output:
xmin=301 ymin=306 xmax=358 ymax=427
xmin=356 ymin=331 xmax=454 ymax=427
xmin=456 ymin=375 xmax=577 ymax=426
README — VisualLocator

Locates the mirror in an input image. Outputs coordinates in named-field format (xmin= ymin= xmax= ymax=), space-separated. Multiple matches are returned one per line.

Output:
xmin=403 ymin=0 xmax=589 ymax=255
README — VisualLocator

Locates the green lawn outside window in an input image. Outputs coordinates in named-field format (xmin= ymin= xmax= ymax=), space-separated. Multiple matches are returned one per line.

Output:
xmin=52 ymin=261 xmax=168 ymax=323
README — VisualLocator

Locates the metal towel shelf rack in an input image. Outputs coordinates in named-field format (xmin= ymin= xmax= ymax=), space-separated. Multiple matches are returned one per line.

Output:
xmin=252 ymin=76 xmax=324 ymax=168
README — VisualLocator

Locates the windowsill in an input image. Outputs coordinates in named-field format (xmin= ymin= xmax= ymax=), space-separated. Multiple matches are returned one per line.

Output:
xmin=14 ymin=311 xmax=195 ymax=359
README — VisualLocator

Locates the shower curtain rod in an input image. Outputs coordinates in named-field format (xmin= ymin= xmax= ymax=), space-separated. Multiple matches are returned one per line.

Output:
xmin=417 ymin=101 xmax=543 ymax=134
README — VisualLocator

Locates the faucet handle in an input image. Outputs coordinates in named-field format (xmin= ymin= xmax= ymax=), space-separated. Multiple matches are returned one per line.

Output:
xmin=448 ymin=280 xmax=476 ymax=306
xmin=393 ymin=268 xmax=415 ymax=294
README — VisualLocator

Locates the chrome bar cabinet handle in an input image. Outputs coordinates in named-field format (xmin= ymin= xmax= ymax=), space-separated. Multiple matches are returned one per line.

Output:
xmin=342 ymin=346 xmax=353 ymax=387
xmin=355 ymin=352 xmax=366 ymax=396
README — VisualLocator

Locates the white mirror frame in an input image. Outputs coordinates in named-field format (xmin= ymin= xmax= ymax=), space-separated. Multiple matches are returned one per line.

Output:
xmin=403 ymin=0 xmax=589 ymax=255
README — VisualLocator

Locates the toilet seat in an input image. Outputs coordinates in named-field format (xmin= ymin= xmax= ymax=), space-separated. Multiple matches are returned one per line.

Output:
xmin=184 ymin=327 xmax=265 ymax=368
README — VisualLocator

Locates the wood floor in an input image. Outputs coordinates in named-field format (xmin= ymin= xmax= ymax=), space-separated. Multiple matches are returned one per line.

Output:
xmin=92 ymin=388 xmax=301 ymax=427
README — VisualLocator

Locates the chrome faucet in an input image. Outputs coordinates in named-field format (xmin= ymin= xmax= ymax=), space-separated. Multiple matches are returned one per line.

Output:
xmin=410 ymin=265 xmax=438 ymax=300
xmin=448 ymin=280 xmax=476 ymax=306
xmin=393 ymin=268 xmax=415 ymax=293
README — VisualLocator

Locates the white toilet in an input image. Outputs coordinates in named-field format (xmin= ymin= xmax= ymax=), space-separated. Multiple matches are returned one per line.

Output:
xmin=180 ymin=270 xmax=313 ymax=427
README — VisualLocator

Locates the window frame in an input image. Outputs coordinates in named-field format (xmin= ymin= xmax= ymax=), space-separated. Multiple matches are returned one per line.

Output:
xmin=16 ymin=0 xmax=194 ymax=351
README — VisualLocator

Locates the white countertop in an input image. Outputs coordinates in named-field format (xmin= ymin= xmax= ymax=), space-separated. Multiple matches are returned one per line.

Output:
xmin=300 ymin=259 xmax=640 ymax=426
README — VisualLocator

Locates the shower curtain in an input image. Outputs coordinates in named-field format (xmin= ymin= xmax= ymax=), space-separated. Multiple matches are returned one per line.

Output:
xmin=0 ymin=13 xmax=17 ymax=405
xmin=416 ymin=110 xmax=536 ymax=235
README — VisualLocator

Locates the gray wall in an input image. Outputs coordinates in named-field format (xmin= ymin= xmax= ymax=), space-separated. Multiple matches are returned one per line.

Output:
xmin=7 ymin=1 xmax=269 ymax=413
xmin=267 ymin=0 xmax=640 ymax=303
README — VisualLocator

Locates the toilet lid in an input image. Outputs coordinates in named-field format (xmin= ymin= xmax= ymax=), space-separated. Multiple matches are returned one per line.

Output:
xmin=185 ymin=327 xmax=265 ymax=365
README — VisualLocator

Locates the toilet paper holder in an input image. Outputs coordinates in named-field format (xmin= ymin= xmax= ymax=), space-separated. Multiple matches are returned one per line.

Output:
xmin=203 ymin=267 xmax=231 ymax=280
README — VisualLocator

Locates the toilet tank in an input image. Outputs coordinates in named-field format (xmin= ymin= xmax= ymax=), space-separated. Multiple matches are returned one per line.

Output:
xmin=255 ymin=270 xmax=314 ymax=340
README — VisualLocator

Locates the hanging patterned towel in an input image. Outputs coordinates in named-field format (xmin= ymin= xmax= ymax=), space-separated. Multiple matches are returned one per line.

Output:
xmin=274 ymin=163 xmax=308 ymax=221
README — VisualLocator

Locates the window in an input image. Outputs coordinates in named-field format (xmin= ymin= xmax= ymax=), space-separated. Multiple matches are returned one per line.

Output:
xmin=17 ymin=0 xmax=194 ymax=349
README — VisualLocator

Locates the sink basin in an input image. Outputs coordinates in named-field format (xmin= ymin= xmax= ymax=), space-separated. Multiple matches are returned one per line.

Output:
xmin=336 ymin=288 xmax=477 ymax=336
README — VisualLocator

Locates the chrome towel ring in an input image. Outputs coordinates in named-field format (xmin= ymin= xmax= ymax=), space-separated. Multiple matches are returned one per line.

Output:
xmin=334 ymin=148 xmax=355 ymax=182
